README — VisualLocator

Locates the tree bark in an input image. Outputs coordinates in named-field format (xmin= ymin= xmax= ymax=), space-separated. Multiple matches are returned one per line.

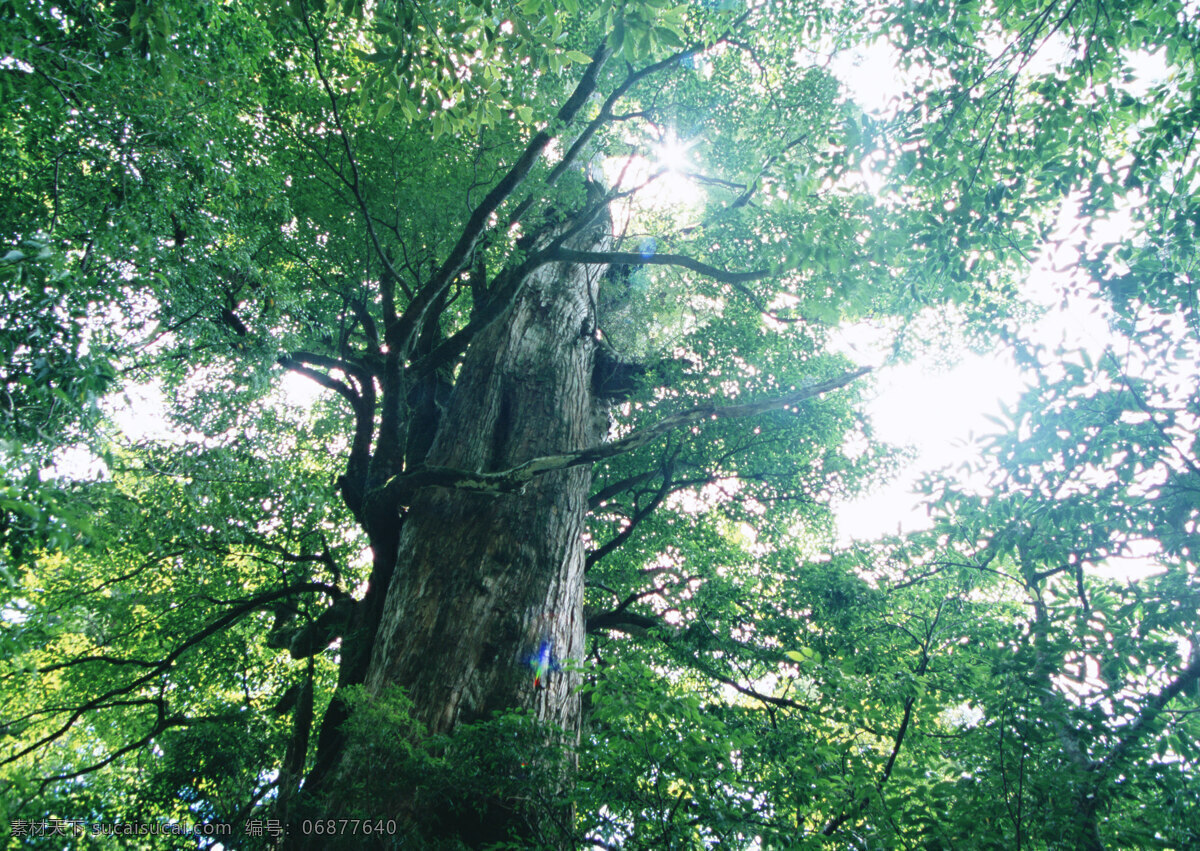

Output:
xmin=302 ymin=220 xmax=610 ymax=847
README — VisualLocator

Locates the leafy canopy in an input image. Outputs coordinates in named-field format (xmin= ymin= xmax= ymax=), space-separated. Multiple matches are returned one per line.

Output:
xmin=1 ymin=0 xmax=1198 ymax=847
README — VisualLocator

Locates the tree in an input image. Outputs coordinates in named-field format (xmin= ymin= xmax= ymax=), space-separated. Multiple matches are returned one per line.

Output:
xmin=2 ymin=0 xmax=1197 ymax=848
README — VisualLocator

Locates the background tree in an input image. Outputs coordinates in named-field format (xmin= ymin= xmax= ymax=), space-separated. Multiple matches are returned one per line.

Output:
xmin=1 ymin=0 xmax=1197 ymax=848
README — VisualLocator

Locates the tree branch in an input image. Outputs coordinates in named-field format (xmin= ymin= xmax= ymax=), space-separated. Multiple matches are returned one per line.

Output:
xmin=556 ymin=242 xmax=812 ymax=323
xmin=589 ymin=470 xmax=660 ymax=509
xmin=552 ymin=248 xmax=768 ymax=285
xmin=506 ymin=45 xmax=700 ymax=230
xmin=378 ymin=367 xmax=870 ymax=505
xmin=277 ymin=354 xmax=360 ymax=408
xmin=390 ymin=38 xmax=614 ymax=355
xmin=587 ymin=461 xmax=675 ymax=569
xmin=822 ymin=611 xmax=935 ymax=837
xmin=1099 ymin=649 xmax=1200 ymax=776
xmin=586 ymin=609 xmax=661 ymax=635
xmin=407 ymin=182 xmax=640 ymax=379
xmin=302 ymin=14 xmax=408 ymax=298
xmin=2 ymin=583 xmax=336 ymax=770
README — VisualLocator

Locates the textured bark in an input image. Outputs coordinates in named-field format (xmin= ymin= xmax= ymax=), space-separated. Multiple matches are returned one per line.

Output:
xmin=304 ymin=221 xmax=609 ymax=846
xmin=367 ymin=249 xmax=604 ymax=735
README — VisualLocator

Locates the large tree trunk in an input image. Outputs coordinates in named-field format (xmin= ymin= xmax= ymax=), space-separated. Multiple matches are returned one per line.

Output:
xmin=302 ymin=224 xmax=610 ymax=847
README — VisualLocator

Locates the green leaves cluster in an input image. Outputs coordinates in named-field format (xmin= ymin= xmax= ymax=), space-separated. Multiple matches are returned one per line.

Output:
xmin=336 ymin=685 xmax=577 ymax=849
xmin=1 ymin=0 xmax=1198 ymax=847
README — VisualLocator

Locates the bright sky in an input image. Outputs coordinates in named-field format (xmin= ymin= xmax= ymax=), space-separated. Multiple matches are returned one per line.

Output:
xmin=834 ymin=212 xmax=1128 ymax=539
xmin=835 ymin=351 xmax=1028 ymax=541
xmin=832 ymin=205 xmax=1132 ymax=543
xmin=829 ymin=41 xmax=1177 ymax=575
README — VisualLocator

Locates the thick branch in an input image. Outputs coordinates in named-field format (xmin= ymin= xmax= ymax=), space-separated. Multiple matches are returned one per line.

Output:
xmin=407 ymin=174 xmax=636 ymax=381
xmin=378 ymin=367 xmax=870 ymax=505
xmin=277 ymin=355 xmax=360 ymax=409
xmin=586 ymin=610 xmax=661 ymax=635
xmin=589 ymin=470 xmax=660 ymax=509
xmin=506 ymin=46 xmax=700 ymax=230
xmin=350 ymin=298 xmax=382 ymax=356
xmin=278 ymin=352 xmax=375 ymax=513
xmin=555 ymin=246 xmax=809 ymax=323
xmin=553 ymin=248 xmax=767 ymax=285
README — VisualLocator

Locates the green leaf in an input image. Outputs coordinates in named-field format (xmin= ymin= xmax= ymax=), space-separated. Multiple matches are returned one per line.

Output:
xmin=655 ymin=26 xmax=685 ymax=50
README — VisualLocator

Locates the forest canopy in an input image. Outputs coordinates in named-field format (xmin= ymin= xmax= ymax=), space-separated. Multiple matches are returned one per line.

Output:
xmin=2 ymin=0 xmax=1198 ymax=848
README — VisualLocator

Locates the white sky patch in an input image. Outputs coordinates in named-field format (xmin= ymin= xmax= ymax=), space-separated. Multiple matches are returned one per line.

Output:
xmin=46 ymin=382 xmax=177 ymax=481
xmin=1119 ymin=48 xmax=1172 ymax=99
xmin=940 ymin=701 xmax=985 ymax=729
xmin=279 ymin=369 xmax=327 ymax=409
xmin=107 ymin=381 xmax=178 ymax=443
xmin=837 ymin=351 xmax=1029 ymax=542
xmin=654 ymin=129 xmax=696 ymax=174
xmin=47 ymin=444 xmax=109 ymax=481
xmin=47 ymin=382 xmax=177 ymax=481
xmin=103 ymin=362 xmax=331 ymax=447
xmin=602 ymin=151 xmax=706 ymax=229
xmin=1092 ymin=537 xmax=1168 ymax=581
xmin=830 ymin=38 xmax=909 ymax=115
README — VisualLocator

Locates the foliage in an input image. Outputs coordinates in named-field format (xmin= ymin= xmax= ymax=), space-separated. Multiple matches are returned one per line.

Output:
xmin=0 ymin=240 xmax=116 ymax=582
xmin=1 ymin=0 xmax=1198 ymax=848
xmin=331 ymin=685 xmax=576 ymax=849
